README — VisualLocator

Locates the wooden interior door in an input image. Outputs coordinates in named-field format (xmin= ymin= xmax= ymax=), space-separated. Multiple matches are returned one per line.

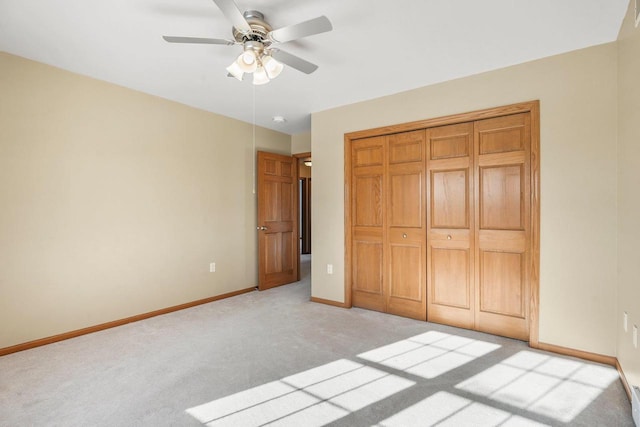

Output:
xmin=426 ymin=123 xmax=475 ymax=328
xmin=351 ymin=136 xmax=385 ymax=312
xmin=386 ymin=130 xmax=427 ymax=320
xmin=257 ymin=151 xmax=299 ymax=290
xmin=474 ymin=113 xmax=531 ymax=340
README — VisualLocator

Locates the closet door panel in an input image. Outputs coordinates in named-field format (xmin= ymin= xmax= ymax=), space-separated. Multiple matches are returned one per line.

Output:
xmin=352 ymin=234 xmax=385 ymax=312
xmin=354 ymin=174 xmax=383 ymax=227
xmin=389 ymin=131 xmax=423 ymax=164
xmin=389 ymin=171 xmax=422 ymax=228
xmin=430 ymin=132 xmax=470 ymax=159
xmin=389 ymin=243 xmax=422 ymax=301
xmin=474 ymin=113 xmax=531 ymax=341
xmin=479 ymin=250 xmax=524 ymax=317
xmin=386 ymin=131 xmax=426 ymax=320
xmin=431 ymin=247 xmax=470 ymax=308
xmin=480 ymin=165 xmax=524 ymax=230
xmin=432 ymin=168 xmax=469 ymax=228
xmin=426 ymin=123 xmax=474 ymax=328
xmin=352 ymin=137 xmax=386 ymax=312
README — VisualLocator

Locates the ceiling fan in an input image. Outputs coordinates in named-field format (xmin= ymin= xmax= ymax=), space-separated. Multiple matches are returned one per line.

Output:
xmin=163 ymin=0 xmax=333 ymax=85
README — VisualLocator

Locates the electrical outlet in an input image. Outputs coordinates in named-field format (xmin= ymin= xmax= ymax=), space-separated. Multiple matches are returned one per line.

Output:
xmin=634 ymin=325 xmax=638 ymax=349
xmin=327 ymin=264 xmax=333 ymax=274
xmin=625 ymin=312 xmax=629 ymax=332
xmin=209 ymin=262 xmax=216 ymax=273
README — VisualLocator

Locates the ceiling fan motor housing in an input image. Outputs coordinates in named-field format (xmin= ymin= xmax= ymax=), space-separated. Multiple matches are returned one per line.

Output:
xmin=233 ymin=10 xmax=272 ymax=45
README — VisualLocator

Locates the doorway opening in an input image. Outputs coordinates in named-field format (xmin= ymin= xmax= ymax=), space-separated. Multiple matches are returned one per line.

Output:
xmin=296 ymin=153 xmax=312 ymax=282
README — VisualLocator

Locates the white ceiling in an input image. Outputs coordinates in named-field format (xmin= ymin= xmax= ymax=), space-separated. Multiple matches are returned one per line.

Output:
xmin=0 ymin=0 xmax=629 ymax=135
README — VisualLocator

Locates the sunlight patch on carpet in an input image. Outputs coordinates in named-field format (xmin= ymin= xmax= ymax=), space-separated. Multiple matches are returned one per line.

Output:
xmin=375 ymin=391 xmax=549 ymax=427
xmin=186 ymin=359 xmax=415 ymax=426
xmin=455 ymin=350 xmax=619 ymax=423
xmin=357 ymin=331 xmax=501 ymax=379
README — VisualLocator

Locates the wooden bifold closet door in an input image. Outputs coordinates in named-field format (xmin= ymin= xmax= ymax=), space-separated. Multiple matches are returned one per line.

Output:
xmin=426 ymin=122 xmax=475 ymax=329
xmin=347 ymin=105 xmax=537 ymax=342
xmin=351 ymin=131 xmax=427 ymax=320
xmin=474 ymin=113 xmax=531 ymax=340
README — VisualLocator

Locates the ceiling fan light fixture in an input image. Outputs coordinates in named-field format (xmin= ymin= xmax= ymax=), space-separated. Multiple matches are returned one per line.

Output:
xmin=253 ymin=66 xmax=270 ymax=85
xmin=226 ymin=61 xmax=245 ymax=80
xmin=262 ymin=55 xmax=283 ymax=79
xmin=236 ymin=52 xmax=257 ymax=72
xmin=241 ymin=50 xmax=256 ymax=65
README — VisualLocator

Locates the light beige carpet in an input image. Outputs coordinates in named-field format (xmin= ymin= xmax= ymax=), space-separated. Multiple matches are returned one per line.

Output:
xmin=0 ymin=256 xmax=633 ymax=426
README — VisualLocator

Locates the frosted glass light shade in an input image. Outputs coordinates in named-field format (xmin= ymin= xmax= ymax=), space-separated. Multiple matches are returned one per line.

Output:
xmin=242 ymin=51 xmax=255 ymax=64
xmin=253 ymin=66 xmax=269 ymax=85
xmin=225 ymin=47 xmax=285 ymax=84
xmin=237 ymin=51 xmax=257 ymax=72
xmin=226 ymin=61 xmax=244 ymax=81
xmin=262 ymin=55 xmax=283 ymax=79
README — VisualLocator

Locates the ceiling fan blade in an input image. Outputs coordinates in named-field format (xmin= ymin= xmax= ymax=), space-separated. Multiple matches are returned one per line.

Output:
xmin=212 ymin=0 xmax=251 ymax=34
xmin=271 ymin=49 xmax=318 ymax=74
xmin=268 ymin=16 xmax=332 ymax=43
xmin=163 ymin=36 xmax=235 ymax=45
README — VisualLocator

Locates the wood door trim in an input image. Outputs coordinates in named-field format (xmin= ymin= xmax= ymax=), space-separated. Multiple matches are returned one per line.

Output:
xmin=0 ymin=286 xmax=256 ymax=357
xmin=529 ymin=101 xmax=541 ymax=347
xmin=344 ymin=134 xmax=354 ymax=307
xmin=295 ymin=153 xmax=312 ymax=258
xmin=300 ymin=178 xmax=312 ymax=254
xmin=344 ymin=100 xmax=540 ymax=342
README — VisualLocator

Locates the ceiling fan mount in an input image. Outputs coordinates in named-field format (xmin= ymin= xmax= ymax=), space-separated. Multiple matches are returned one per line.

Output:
xmin=162 ymin=0 xmax=333 ymax=84
xmin=232 ymin=10 xmax=272 ymax=43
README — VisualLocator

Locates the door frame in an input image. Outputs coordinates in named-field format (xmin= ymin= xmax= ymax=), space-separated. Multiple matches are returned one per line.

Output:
xmin=299 ymin=177 xmax=311 ymax=254
xmin=344 ymin=100 xmax=540 ymax=346
xmin=293 ymin=151 xmax=312 ymax=259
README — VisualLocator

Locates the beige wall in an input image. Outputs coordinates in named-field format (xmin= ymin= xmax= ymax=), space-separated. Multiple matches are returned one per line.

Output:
xmin=1 ymin=18 xmax=633 ymax=372
xmin=617 ymin=1 xmax=640 ymax=387
xmin=312 ymin=43 xmax=619 ymax=356
xmin=0 ymin=52 xmax=291 ymax=348
xmin=291 ymin=131 xmax=311 ymax=154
